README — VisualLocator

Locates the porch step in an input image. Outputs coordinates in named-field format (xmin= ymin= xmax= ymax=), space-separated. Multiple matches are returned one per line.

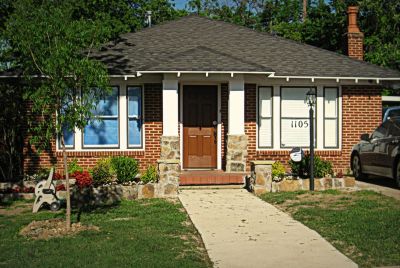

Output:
xmin=179 ymin=171 xmax=246 ymax=186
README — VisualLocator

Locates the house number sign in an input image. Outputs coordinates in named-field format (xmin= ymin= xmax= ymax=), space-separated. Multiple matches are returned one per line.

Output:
xmin=290 ymin=120 xmax=309 ymax=128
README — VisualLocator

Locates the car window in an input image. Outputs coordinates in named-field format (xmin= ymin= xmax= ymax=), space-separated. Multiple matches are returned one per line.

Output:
xmin=388 ymin=121 xmax=400 ymax=137
xmin=388 ymin=109 xmax=400 ymax=119
xmin=371 ymin=122 xmax=390 ymax=139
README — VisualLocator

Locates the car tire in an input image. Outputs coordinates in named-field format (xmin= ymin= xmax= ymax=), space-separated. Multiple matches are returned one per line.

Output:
xmin=395 ymin=161 xmax=400 ymax=188
xmin=352 ymin=154 xmax=366 ymax=180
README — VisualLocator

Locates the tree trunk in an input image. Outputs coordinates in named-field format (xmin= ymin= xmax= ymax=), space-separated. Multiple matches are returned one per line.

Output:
xmin=60 ymin=134 xmax=71 ymax=230
xmin=303 ymin=0 xmax=307 ymax=21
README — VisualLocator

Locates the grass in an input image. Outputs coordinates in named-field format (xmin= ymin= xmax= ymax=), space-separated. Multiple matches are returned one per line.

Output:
xmin=260 ymin=190 xmax=400 ymax=268
xmin=0 ymin=199 xmax=212 ymax=268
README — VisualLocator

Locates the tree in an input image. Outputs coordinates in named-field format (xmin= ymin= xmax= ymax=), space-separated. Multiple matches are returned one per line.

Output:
xmin=5 ymin=0 xmax=114 ymax=229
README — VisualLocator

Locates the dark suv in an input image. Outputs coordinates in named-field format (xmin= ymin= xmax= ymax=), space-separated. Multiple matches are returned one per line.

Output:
xmin=351 ymin=118 xmax=400 ymax=188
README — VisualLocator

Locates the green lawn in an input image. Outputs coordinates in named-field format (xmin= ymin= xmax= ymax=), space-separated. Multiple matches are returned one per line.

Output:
xmin=260 ymin=190 xmax=400 ymax=268
xmin=0 ymin=199 xmax=212 ymax=268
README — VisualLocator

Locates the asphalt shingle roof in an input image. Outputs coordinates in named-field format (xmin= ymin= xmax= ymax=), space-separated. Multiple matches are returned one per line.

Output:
xmin=92 ymin=15 xmax=400 ymax=78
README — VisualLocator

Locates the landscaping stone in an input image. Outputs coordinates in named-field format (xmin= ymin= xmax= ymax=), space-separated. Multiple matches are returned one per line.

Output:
xmin=279 ymin=179 xmax=301 ymax=192
xmin=121 ymin=185 xmax=138 ymax=200
xmin=141 ymin=184 xmax=155 ymax=199
xmin=344 ymin=177 xmax=355 ymax=187
xmin=249 ymin=160 xmax=356 ymax=194
xmin=157 ymin=159 xmax=180 ymax=197
xmin=160 ymin=136 xmax=180 ymax=160
xmin=226 ymin=134 xmax=248 ymax=172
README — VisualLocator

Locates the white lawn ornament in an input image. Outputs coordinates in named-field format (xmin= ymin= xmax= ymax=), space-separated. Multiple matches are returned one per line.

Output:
xmin=32 ymin=168 xmax=61 ymax=213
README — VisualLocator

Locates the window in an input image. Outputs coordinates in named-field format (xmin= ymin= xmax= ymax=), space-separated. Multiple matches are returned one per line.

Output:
xmin=258 ymin=87 xmax=272 ymax=148
xmin=58 ymin=93 xmax=74 ymax=149
xmin=83 ymin=86 xmax=119 ymax=147
xmin=280 ymin=87 xmax=315 ymax=148
xmin=324 ymin=88 xmax=339 ymax=148
xmin=61 ymin=124 xmax=74 ymax=148
xmin=127 ymin=86 xmax=143 ymax=147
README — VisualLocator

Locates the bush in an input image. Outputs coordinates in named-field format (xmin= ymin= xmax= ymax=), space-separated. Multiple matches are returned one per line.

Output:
xmin=272 ymin=161 xmax=286 ymax=179
xmin=141 ymin=165 xmax=158 ymax=184
xmin=110 ymin=156 xmax=138 ymax=183
xmin=91 ymin=158 xmax=115 ymax=186
xmin=289 ymin=155 xmax=333 ymax=178
xmin=68 ymin=158 xmax=83 ymax=174
xmin=71 ymin=171 xmax=93 ymax=189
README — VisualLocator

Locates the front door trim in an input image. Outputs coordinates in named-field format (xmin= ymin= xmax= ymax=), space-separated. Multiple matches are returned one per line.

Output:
xmin=179 ymin=82 xmax=221 ymax=170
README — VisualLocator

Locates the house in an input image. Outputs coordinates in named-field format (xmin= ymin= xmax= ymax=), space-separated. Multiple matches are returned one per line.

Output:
xmin=7 ymin=7 xmax=400 ymax=185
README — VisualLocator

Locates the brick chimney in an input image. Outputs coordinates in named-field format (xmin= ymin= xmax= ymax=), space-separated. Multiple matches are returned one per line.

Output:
xmin=347 ymin=6 xmax=364 ymax=60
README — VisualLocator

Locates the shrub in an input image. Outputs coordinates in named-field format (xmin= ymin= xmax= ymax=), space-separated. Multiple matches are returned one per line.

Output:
xmin=91 ymin=158 xmax=115 ymax=186
xmin=272 ymin=161 xmax=286 ymax=179
xmin=141 ymin=165 xmax=158 ymax=184
xmin=71 ymin=171 xmax=93 ymax=189
xmin=68 ymin=158 xmax=83 ymax=174
xmin=289 ymin=155 xmax=333 ymax=178
xmin=110 ymin=156 xmax=138 ymax=183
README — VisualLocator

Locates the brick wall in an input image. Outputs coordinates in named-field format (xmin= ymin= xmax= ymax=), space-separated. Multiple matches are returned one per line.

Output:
xmin=243 ymin=84 xmax=382 ymax=173
xmin=23 ymin=84 xmax=163 ymax=174
xmin=348 ymin=32 xmax=364 ymax=61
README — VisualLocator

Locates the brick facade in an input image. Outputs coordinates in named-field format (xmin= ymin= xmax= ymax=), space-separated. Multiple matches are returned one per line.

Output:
xmin=243 ymin=84 xmax=381 ymax=173
xmin=24 ymin=82 xmax=381 ymax=175
xmin=23 ymin=84 xmax=163 ymax=174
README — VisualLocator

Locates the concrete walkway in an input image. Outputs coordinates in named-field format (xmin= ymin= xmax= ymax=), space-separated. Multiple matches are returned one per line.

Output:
xmin=179 ymin=189 xmax=357 ymax=268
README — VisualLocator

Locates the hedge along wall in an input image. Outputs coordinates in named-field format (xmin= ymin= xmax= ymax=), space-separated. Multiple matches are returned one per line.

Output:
xmin=23 ymin=84 xmax=163 ymax=174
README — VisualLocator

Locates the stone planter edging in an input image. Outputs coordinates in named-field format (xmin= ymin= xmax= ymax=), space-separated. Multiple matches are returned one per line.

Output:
xmin=249 ymin=161 xmax=356 ymax=195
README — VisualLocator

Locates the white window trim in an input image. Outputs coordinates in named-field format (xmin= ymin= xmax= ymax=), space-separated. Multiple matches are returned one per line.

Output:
xmin=256 ymin=86 xmax=273 ymax=149
xmin=57 ymin=83 xmax=146 ymax=152
xmin=256 ymin=85 xmax=342 ymax=151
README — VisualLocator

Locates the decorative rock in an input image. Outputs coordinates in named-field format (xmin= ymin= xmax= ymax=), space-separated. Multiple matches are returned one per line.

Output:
xmin=344 ymin=177 xmax=355 ymax=187
xmin=226 ymin=134 xmax=248 ymax=172
xmin=279 ymin=179 xmax=301 ymax=192
xmin=141 ymin=184 xmax=155 ymax=199
xmin=160 ymin=136 xmax=180 ymax=160
xmin=164 ymin=184 xmax=177 ymax=196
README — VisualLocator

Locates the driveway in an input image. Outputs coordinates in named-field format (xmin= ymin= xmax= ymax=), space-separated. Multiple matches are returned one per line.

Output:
xmin=179 ymin=189 xmax=357 ymax=268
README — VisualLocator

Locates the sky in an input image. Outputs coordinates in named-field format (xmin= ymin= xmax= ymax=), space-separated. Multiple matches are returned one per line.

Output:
xmin=172 ymin=0 xmax=188 ymax=10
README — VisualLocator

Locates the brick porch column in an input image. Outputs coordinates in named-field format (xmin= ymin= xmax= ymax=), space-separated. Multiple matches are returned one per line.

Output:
xmin=226 ymin=77 xmax=248 ymax=172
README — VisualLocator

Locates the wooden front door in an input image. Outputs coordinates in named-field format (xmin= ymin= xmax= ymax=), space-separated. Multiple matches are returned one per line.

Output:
xmin=183 ymin=85 xmax=218 ymax=169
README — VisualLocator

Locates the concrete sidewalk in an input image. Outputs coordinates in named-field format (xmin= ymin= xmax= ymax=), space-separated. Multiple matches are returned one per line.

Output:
xmin=179 ymin=189 xmax=357 ymax=268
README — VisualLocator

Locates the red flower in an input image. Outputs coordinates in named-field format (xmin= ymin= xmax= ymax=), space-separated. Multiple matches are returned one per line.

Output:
xmin=53 ymin=172 xmax=64 ymax=180
xmin=72 ymin=171 xmax=93 ymax=189
xmin=56 ymin=184 xmax=66 ymax=191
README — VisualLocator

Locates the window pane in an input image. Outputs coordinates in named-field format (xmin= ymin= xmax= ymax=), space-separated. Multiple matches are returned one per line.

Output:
xmin=128 ymin=119 xmax=142 ymax=146
xmin=281 ymin=88 xmax=315 ymax=148
xmin=281 ymin=88 xmax=310 ymax=118
xmin=128 ymin=86 xmax=142 ymax=147
xmin=324 ymin=88 xmax=337 ymax=118
xmin=128 ymin=87 xmax=142 ymax=117
xmin=259 ymin=87 xmax=271 ymax=118
xmin=324 ymin=119 xmax=337 ymax=147
xmin=84 ymin=119 xmax=118 ymax=146
xmin=92 ymin=87 xmax=118 ymax=116
xmin=281 ymin=118 xmax=314 ymax=147
xmin=62 ymin=124 xmax=74 ymax=147
xmin=259 ymin=118 xmax=272 ymax=147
